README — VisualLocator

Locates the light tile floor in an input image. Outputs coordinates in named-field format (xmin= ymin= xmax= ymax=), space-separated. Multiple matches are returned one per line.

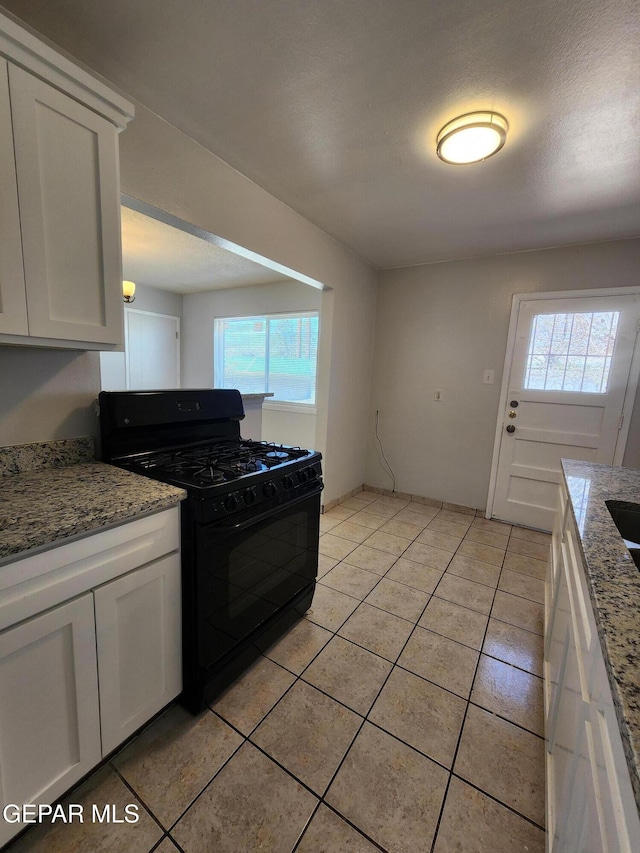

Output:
xmin=8 ymin=490 xmax=549 ymax=853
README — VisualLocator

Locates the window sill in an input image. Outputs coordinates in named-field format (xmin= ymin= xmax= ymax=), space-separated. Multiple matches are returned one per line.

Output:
xmin=263 ymin=401 xmax=317 ymax=415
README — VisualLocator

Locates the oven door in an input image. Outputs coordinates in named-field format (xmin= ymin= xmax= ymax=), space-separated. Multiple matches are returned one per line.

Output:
xmin=193 ymin=486 xmax=321 ymax=669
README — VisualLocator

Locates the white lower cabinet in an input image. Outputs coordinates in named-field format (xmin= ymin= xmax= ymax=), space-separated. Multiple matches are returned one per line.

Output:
xmin=0 ymin=508 xmax=181 ymax=846
xmin=545 ymin=484 xmax=640 ymax=852
xmin=95 ymin=553 xmax=182 ymax=754
xmin=0 ymin=595 xmax=101 ymax=847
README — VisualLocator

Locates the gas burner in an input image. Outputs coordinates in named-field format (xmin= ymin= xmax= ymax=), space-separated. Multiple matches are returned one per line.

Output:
xmin=191 ymin=465 xmax=228 ymax=485
xmin=241 ymin=459 xmax=269 ymax=473
xmin=265 ymin=450 xmax=290 ymax=461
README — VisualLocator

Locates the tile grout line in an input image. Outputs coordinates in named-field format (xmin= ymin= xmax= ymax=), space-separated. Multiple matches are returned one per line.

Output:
xmin=167 ymin=497 xmax=540 ymax=847
xmin=5 ymin=492 xmax=547 ymax=852
xmin=110 ymin=763 xmax=188 ymax=851
xmin=315 ymin=496 xmax=547 ymax=848
xmin=295 ymin=507 xmax=466 ymax=849
xmin=276 ymin=499 xmax=449 ymax=849
xmin=425 ymin=521 xmax=548 ymax=851
xmin=427 ymin=538 xmax=510 ymax=853
xmin=448 ymin=770 xmax=546 ymax=832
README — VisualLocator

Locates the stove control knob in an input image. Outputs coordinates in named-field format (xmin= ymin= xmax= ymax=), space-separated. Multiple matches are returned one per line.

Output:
xmin=224 ymin=494 xmax=239 ymax=513
xmin=263 ymin=482 xmax=277 ymax=498
xmin=282 ymin=475 xmax=294 ymax=490
xmin=307 ymin=467 xmax=318 ymax=480
xmin=243 ymin=488 xmax=256 ymax=505
xmin=297 ymin=468 xmax=308 ymax=483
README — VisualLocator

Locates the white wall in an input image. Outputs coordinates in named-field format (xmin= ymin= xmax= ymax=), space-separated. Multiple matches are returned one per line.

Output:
xmin=119 ymin=105 xmax=378 ymax=504
xmin=182 ymin=279 xmax=320 ymax=385
xmin=262 ymin=406 xmax=318 ymax=450
xmin=182 ymin=278 xmax=323 ymax=450
xmin=0 ymin=96 xmax=377 ymax=502
xmin=99 ymin=282 xmax=183 ymax=391
xmin=133 ymin=282 xmax=183 ymax=319
xmin=368 ymin=239 xmax=640 ymax=510
xmin=0 ymin=347 xmax=101 ymax=446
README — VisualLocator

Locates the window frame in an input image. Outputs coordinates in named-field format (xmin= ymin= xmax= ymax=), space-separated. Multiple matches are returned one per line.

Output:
xmin=213 ymin=310 xmax=319 ymax=408
xmin=522 ymin=309 xmax=620 ymax=394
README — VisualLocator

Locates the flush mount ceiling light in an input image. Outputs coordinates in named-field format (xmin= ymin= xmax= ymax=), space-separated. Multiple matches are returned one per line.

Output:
xmin=436 ymin=111 xmax=508 ymax=164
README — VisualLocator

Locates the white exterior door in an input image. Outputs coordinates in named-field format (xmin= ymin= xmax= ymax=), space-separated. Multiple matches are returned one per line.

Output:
xmin=125 ymin=307 xmax=180 ymax=389
xmin=490 ymin=292 xmax=640 ymax=530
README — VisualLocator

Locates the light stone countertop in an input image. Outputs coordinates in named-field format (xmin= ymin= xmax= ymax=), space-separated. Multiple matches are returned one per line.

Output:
xmin=562 ymin=459 xmax=640 ymax=808
xmin=0 ymin=438 xmax=186 ymax=565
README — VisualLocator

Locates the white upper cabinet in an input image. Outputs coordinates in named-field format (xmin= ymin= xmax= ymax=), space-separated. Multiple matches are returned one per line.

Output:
xmin=0 ymin=11 xmax=134 ymax=350
xmin=0 ymin=58 xmax=28 ymax=335
xmin=10 ymin=65 xmax=123 ymax=344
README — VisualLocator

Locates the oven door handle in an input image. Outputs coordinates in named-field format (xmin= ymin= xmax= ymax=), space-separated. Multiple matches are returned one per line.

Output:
xmin=210 ymin=484 xmax=322 ymax=533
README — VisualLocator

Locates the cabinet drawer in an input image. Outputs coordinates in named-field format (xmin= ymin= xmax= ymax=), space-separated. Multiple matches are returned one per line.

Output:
xmin=0 ymin=508 xmax=180 ymax=631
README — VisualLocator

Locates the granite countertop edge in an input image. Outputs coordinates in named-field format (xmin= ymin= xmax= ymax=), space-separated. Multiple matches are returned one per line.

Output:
xmin=0 ymin=461 xmax=186 ymax=565
xmin=562 ymin=459 xmax=640 ymax=810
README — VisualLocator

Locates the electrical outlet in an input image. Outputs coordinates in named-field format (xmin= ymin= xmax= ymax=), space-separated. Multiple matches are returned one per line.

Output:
xmin=434 ymin=389 xmax=443 ymax=402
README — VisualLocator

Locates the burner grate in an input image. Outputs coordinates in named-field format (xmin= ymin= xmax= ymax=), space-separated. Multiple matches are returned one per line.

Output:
xmin=123 ymin=439 xmax=309 ymax=489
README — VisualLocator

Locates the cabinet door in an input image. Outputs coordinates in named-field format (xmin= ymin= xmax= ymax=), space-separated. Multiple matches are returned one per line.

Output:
xmin=95 ymin=554 xmax=182 ymax=755
xmin=9 ymin=64 xmax=123 ymax=345
xmin=562 ymin=713 xmax=608 ymax=853
xmin=0 ymin=58 xmax=28 ymax=335
xmin=0 ymin=594 xmax=101 ymax=847
xmin=590 ymin=651 xmax=640 ymax=853
xmin=547 ymin=566 xmax=580 ymax=849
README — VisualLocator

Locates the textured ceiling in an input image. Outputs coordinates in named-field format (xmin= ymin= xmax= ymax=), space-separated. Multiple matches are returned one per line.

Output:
xmin=121 ymin=206 xmax=287 ymax=293
xmin=3 ymin=0 xmax=640 ymax=269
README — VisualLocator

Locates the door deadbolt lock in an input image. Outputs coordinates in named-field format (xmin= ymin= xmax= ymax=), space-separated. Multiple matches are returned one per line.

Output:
xmin=508 ymin=410 xmax=517 ymax=418
xmin=506 ymin=424 xmax=516 ymax=433
xmin=510 ymin=400 xmax=519 ymax=408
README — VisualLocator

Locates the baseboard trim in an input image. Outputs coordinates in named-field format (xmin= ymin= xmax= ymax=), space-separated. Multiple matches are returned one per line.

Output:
xmin=322 ymin=484 xmax=485 ymax=516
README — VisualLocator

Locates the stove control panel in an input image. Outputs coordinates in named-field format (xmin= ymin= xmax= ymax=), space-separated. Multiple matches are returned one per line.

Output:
xmin=199 ymin=461 xmax=323 ymax=522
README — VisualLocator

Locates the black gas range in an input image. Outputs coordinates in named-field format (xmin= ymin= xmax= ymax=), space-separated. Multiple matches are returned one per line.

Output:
xmin=99 ymin=389 xmax=323 ymax=712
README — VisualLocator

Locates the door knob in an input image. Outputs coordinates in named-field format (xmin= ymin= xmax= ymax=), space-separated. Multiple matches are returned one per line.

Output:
xmin=508 ymin=411 xmax=517 ymax=418
xmin=506 ymin=424 xmax=516 ymax=433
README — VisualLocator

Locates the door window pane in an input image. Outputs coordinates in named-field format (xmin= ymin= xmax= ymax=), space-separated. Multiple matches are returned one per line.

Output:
xmin=524 ymin=312 xmax=619 ymax=392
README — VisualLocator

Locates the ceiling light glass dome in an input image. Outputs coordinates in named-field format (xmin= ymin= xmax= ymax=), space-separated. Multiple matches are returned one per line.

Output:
xmin=437 ymin=112 xmax=508 ymax=164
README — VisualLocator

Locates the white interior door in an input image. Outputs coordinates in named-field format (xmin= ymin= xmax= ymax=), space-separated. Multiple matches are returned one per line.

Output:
xmin=490 ymin=292 xmax=640 ymax=531
xmin=125 ymin=307 xmax=180 ymax=390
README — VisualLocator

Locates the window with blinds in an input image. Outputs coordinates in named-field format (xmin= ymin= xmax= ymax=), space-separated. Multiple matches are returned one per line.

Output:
xmin=214 ymin=312 xmax=319 ymax=405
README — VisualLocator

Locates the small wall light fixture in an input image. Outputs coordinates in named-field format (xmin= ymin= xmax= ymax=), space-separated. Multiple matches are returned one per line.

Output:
xmin=122 ymin=280 xmax=136 ymax=303
xmin=436 ymin=111 xmax=508 ymax=164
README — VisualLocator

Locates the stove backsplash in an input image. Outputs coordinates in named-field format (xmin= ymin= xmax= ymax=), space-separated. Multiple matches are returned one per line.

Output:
xmin=0 ymin=437 xmax=95 ymax=478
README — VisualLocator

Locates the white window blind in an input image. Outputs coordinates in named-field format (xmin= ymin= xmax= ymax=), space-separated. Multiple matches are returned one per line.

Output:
xmin=214 ymin=312 xmax=319 ymax=404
